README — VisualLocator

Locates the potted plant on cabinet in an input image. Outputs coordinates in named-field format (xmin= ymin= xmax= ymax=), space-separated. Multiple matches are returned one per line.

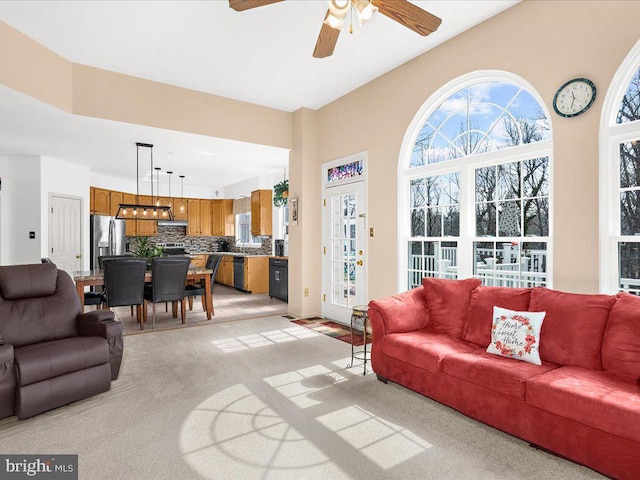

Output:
xmin=131 ymin=236 xmax=164 ymax=268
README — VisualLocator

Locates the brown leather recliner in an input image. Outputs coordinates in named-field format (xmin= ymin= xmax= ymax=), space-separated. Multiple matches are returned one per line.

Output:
xmin=0 ymin=263 xmax=123 ymax=419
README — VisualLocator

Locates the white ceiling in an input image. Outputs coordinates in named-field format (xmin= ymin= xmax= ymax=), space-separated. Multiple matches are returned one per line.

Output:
xmin=0 ymin=0 xmax=519 ymax=191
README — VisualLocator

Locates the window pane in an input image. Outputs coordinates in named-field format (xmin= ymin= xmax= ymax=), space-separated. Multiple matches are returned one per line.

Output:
xmin=620 ymin=141 xmax=640 ymax=188
xmin=426 ymin=208 xmax=442 ymax=237
xmin=407 ymin=241 xmax=458 ymax=287
xmin=410 ymin=179 xmax=427 ymax=207
xmin=523 ymin=157 xmax=549 ymax=198
xmin=619 ymin=242 xmax=640 ymax=294
xmin=411 ymin=209 xmax=425 ymax=237
xmin=621 ymin=191 xmax=640 ymax=235
xmin=476 ymin=203 xmax=496 ymax=236
xmin=475 ymin=241 xmax=547 ymax=288
xmin=443 ymin=206 xmax=460 ymax=236
xmin=498 ymin=200 xmax=521 ymax=236
xmin=524 ymin=198 xmax=549 ymax=236
xmin=498 ymin=162 xmax=520 ymax=200
xmin=476 ymin=166 xmax=496 ymax=202
xmin=617 ymin=67 xmax=640 ymax=124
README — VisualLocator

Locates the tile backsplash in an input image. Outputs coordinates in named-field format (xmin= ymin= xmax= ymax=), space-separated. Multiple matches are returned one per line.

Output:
xmin=127 ymin=226 xmax=273 ymax=255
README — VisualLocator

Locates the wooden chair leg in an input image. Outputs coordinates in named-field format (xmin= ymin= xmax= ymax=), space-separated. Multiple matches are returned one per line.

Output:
xmin=141 ymin=301 xmax=146 ymax=330
xmin=130 ymin=305 xmax=134 ymax=316
xmin=201 ymin=295 xmax=206 ymax=311
xmin=165 ymin=302 xmax=168 ymax=312
xmin=181 ymin=298 xmax=186 ymax=324
xmin=172 ymin=302 xmax=178 ymax=318
xmin=188 ymin=296 xmax=194 ymax=310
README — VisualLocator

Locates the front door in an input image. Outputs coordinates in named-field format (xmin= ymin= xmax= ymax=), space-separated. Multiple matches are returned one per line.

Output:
xmin=322 ymin=155 xmax=367 ymax=324
xmin=50 ymin=195 xmax=82 ymax=275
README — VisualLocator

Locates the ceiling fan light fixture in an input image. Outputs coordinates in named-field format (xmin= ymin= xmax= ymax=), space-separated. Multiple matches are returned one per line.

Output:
xmin=324 ymin=12 xmax=345 ymax=31
xmin=353 ymin=0 xmax=378 ymax=25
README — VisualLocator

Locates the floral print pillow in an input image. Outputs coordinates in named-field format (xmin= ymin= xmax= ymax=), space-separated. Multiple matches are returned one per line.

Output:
xmin=486 ymin=306 xmax=546 ymax=365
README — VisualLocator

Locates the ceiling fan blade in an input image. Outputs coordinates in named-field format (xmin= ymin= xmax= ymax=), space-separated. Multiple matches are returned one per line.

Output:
xmin=373 ymin=0 xmax=442 ymax=36
xmin=228 ymin=0 xmax=284 ymax=12
xmin=313 ymin=10 xmax=341 ymax=59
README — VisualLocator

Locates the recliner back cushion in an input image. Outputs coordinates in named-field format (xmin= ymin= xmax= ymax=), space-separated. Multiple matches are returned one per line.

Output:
xmin=462 ymin=286 xmax=531 ymax=347
xmin=602 ymin=293 xmax=640 ymax=381
xmin=0 ymin=267 xmax=80 ymax=348
xmin=0 ymin=263 xmax=57 ymax=300
xmin=529 ymin=287 xmax=615 ymax=370
xmin=422 ymin=277 xmax=481 ymax=339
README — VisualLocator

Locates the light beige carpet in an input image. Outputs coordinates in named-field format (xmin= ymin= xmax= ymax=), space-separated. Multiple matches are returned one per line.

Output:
xmin=0 ymin=316 xmax=605 ymax=480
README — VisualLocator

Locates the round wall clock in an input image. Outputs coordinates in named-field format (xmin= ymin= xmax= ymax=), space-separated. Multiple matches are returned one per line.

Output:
xmin=553 ymin=78 xmax=597 ymax=118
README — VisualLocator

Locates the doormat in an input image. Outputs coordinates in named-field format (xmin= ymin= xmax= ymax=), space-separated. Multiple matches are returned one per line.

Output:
xmin=292 ymin=318 xmax=372 ymax=346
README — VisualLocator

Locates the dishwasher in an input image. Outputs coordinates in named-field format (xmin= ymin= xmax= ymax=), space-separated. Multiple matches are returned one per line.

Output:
xmin=233 ymin=256 xmax=246 ymax=292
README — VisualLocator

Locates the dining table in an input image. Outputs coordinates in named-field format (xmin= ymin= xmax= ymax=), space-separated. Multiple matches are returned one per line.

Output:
xmin=73 ymin=266 xmax=215 ymax=319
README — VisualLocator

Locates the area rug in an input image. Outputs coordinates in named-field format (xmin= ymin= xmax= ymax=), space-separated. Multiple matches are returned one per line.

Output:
xmin=292 ymin=318 xmax=372 ymax=346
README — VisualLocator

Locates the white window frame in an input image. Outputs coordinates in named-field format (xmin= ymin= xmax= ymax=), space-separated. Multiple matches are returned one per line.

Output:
xmin=398 ymin=70 xmax=553 ymax=291
xmin=599 ymin=39 xmax=640 ymax=293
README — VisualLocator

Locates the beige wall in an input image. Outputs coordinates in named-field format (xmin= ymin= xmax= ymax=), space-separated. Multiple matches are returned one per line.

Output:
xmin=315 ymin=0 xmax=640 ymax=304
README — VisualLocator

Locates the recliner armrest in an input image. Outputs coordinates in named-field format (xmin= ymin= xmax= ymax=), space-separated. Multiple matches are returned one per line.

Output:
xmin=77 ymin=310 xmax=122 ymax=339
xmin=0 ymin=343 xmax=15 ymax=419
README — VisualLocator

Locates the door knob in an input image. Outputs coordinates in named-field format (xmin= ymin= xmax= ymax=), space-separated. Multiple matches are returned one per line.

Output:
xmin=357 ymin=260 xmax=363 ymax=266
xmin=76 ymin=254 xmax=82 ymax=259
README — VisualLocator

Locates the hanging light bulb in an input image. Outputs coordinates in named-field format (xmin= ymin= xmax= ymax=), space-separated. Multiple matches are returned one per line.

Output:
xmin=352 ymin=0 xmax=377 ymax=25
xmin=167 ymin=171 xmax=173 ymax=208
xmin=325 ymin=0 xmax=349 ymax=30
xmin=179 ymin=175 xmax=185 ymax=213
xmin=154 ymin=167 xmax=162 ymax=206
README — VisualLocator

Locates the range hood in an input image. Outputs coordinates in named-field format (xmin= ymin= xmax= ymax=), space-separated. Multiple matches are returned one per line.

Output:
xmin=157 ymin=220 xmax=188 ymax=227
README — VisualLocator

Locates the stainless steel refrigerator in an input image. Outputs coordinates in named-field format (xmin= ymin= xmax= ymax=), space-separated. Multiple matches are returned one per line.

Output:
xmin=90 ymin=215 xmax=126 ymax=269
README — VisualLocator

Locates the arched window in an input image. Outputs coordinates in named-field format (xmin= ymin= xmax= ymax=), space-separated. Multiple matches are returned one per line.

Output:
xmin=399 ymin=71 xmax=552 ymax=291
xmin=600 ymin=40 xmax=640 ymax=294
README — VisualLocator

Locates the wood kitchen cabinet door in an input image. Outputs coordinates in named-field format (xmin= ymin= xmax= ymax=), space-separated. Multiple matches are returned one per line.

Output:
xmin=187 ymin=198 xmax=201 ymax=236
xmin=214 ymin=256 xmax=234 ymax=286
xmin=136 ymin=195 xmax=158 ymax=236
xmin=109 ymin=191 xmax=123 ymax=216
xmin=251 ymin=190 xmax=273 ymax=236
xmin=172 ymin=197 xmax=188 ymax=221
xmin=92 ymin=188 xmax=110 ymax=215
xmin=200 ymin=200 xmax=213 ymax=236
xmin=211 ymin=200 xmax=234 ymax=236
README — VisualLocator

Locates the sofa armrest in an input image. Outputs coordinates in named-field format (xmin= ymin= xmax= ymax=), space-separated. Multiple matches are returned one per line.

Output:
xmin=0 ymin=343 xmax=15 ymax=419
xmin=77 ymin=310 xmax=121 ymax=339
xmin=77 ymin=310 xmax=124 ymax=381
xmin=368 ymin=286 xmax=430 ymax=335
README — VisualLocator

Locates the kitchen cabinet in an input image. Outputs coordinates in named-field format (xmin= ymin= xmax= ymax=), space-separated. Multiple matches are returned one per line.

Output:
xmin=122 ymin=193 xmax=138 ymax=236
xmin=91 ymin=187 xmax=110 ymax=215
xmin=251 ymin=190 xmax=273 ymax=236
xmin=200 ymin=200 xmax=213 ymax=236
xmin=212 ymin=199 xmax=234 ymax=236
xmin=109 ymin=191 xmax=123 ymax=216
xmin=186 ymin=199 xmax=213 ymax=236
xmin=190 ymin=254 xmax=208 ymax=268
xmin=244 ymin=256 xmax=270 ymax=293
xmin=172 ymin=197 xmax=188 ymax=221
xmin=269 ymin=257 xmax=288 ymax=302
xmin=215 ymin=255 xmax=234 ymax=287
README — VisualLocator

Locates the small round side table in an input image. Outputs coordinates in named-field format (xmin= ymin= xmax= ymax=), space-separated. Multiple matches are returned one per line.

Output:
xmin=347 ymin=305 xmax=370 ymax=375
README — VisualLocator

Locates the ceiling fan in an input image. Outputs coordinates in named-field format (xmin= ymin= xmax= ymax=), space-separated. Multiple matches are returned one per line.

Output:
xmin=228 ymin=0 xmax=442 ymax=58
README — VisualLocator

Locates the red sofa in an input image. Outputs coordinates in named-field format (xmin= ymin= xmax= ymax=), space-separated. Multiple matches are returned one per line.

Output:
xmin=368 ymin=278 xmax=640 ymax=480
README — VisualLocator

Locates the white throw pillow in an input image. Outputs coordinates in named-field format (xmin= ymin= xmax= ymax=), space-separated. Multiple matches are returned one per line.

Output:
xmin=486 ymin=306 xmax=545 ymax=365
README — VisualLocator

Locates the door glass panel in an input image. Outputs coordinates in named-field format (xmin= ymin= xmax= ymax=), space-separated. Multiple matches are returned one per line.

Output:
xmin=331 ymin=192 xmax=358 ymax=307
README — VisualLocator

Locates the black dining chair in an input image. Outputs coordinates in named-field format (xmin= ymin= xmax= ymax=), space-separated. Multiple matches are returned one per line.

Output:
xmin=42 ymin=257 xmax=104 ymax=309
xmin=143 ymin=257 xmax=191 ymax=329
xmin=184 ymin=254 xmax=222 ymax=313
xmin=103 ymin=257 xmax=147 ymax=325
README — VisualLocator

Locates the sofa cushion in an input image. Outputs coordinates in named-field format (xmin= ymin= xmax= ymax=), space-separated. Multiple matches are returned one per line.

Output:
xmin=443 ymin=351 xmax=558 ymax=399
xmin=602 ymin=293 xmax=640 ymax=381
xmin=422 ymin=277 xmax=481 ymax=339
xmin=529 ymin=288 xmax=615 ymax=370
xmin=526 ymin=366 xmax=640 ymax=445
xmin=486 ymin=307 xmax=545 ymax=365
xmin=0 ymin=263 xmax=57 ymax=300
xmin=462 ymin=286 xmax=531 ymax=347
xmin=382 ymin=330 xmax=482 ymax=374
xmin=15 ymin=337 xmax=109 ymax=386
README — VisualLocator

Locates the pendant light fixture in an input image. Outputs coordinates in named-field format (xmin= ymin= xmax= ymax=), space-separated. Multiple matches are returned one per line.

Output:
xmin=154 ymin=167 xmax=161 ymax=207
xmin=116 ymin=143 xmax=174 ymax=220
xmin=179 ymin=175 xmax=185 ymax=213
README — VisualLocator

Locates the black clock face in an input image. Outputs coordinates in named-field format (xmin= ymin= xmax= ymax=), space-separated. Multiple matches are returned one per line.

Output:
xmin=553 ymin=78 xmax=597 ymax=118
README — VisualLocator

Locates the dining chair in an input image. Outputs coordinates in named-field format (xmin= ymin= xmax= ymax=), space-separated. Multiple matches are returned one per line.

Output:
xmin=143 ymin=257 xmax=191 ymax=329
xmin=103 ymin=258 xmax=147 ymax=324
xmin=42 ymin=257 xmax=105 ymax=309
xmin=184 ymin=254 xmax=222 ymax=313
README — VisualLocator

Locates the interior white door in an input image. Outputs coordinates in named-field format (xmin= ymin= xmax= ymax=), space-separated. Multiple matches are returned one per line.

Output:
xmin=50 ymin=195 xmax=82 ymax=276
xmin=322 ymin=181 xmax=367 ymax=324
